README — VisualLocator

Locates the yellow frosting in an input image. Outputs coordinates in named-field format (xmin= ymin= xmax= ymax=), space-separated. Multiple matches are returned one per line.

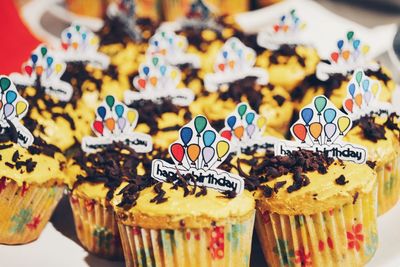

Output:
xmin=0 ymin=142 xmax=67 ymax=186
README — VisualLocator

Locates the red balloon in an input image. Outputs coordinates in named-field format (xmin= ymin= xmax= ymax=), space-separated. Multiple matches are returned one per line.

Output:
xmin=220 ymin=130 xmax=232 ymax=141
xmin=137 ymin=78 xmax=146 ymax=89
xmin=344 ymin=98 xmax=353 ymax=113
xmin=273 ymin=24 xmax=280 ymax=32
xmin=292 ymin=124 xmax=307 ymax=143
xmin=218 ymin=64 xmax=225 ymax=72
xmin=61 ymin=42 xmax=69 ymax=50
xmin=93 ymin=121 xmax=104 ymax=135
xmin=331 ymin=52 xmax=339 ymax=63
xmin=170 ymin=143 xmax=185 ymax=164
xmin=24 ymin=65 xmax=33 ymax=76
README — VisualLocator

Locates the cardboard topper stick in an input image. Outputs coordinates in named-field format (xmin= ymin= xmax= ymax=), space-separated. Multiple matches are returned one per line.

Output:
xmin=147 ymin=30 xmax=200 ymax=68
xmin=343 ymin=69 xmax=395 ymax=120
xmin=0 ymin=76 xmax=34 ymax=147
xmin=58 ymin=24 xmax=110 ymax=69
xmin=275 ymin=95 xmax=367 ymax=164
xmin=10 ymin=44 xmax=73 ymax=102
xmin=204 ymin=37 xmax=268 ymax=92
xmin=124 ymin=55 xmax=195 ymax=106
xmin=81 ymin=95 xmax=153 ymax=153
xmin=220 ymin=102 xmax=277 ymax=154
xmin=316 ymin=31 xmax=379 ymax=81
xmin=257 ymin=9 xmax=307 ymax=50
xmin=151 ymin=115 xmax=245 ymax=194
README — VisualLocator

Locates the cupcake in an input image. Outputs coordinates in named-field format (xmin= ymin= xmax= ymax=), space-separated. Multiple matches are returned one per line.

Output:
xmin=192 ymin=37 xmax=294 ymax=133
xmin=67 ymin=95 xmax=153 ymax=259
xmin=111 ymin=115 xmax=255 ymax=266
xmin=341 ymin=70 xmax=400 ymax=215
xmin=256 ymin=9 xmax=319 ymax=92
xmin=292 ymin=31 xmax=396 ymax=111
xmin=10 ymin=44 xmax=93 ymax=153
xmin=0 ymin=76 xmax=67 ymax=244
xmin=124 ymin=55 xmax=195 ymax=150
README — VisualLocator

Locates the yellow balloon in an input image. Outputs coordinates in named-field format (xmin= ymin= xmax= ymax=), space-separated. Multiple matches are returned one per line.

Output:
xmin=371 ymin=83 xmax=379 ymax=97
xmin=338 ymin=116 xmax=351 ymax=134
xmin=246 ymin=53 xmax=254 ymax=61
xmin=16 ymin=101 xmax=27 ymax=117
xmin=90 ymin=36 xmax=99 ymax=46
xmin=361 ymin=45 xmax=370 ymax=55
xmin=170 ymin=70 xmax=177 ymax=80
xmin=257 ymin=116 xmax=266 ymax=130
xmin=216 ymin=140 xmax=229 ymax=160
xmin=55 ymin=64 xmax=63 ymax=74
xmin=127 ymin=110 xmax=137 ymax=125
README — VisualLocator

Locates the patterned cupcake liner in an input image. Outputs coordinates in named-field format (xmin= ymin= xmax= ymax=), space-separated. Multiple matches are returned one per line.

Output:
xmin=69 ymin=194 xmax=124 ymax=260
xmin=255 ymin=184 xmax=378 ymax=267
xmin=0 ymin=179 xmax=64 ymax=244
xmin=117 ymin=212 xmax=255 ymax=267
xmin=377 ymin=156 xmax=400 ymax=215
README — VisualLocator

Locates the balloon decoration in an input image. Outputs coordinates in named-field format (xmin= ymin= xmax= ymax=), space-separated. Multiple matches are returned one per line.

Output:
xmin=61 ymin=23 xmax=99 ymax=53
xmin=271 ymin=9 xmax=306 ymax=34
xmin=329 ymin=31 xmax=370 ymax=65
xmin=343 ymin=70 xmax=382 ymax=117
xmin=147 ymin=30 xmax=189 ymax=59
xmin=169 ymin=115 xmax=231 ymax=171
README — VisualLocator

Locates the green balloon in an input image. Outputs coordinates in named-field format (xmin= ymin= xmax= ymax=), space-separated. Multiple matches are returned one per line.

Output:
xmin=0 ymin=77 xmax=11 ymax=92
xmin=347 ymin=31 xmax=354 ymax=41
xmin=106 ymin=95 xmax=115 ymax=110
xmin=355 ymin=71 xmax=363 ymax=85
xmin=76 ymin=25 xmax=81 ymax=32
xmin=314 ymin=96 xmax=327 ymax=114
xmin=194 ymin=116 xmax=207 ymax=136
xmin=237 ymin=104 xmax=247 ymax=118
xmin=152 ymin=57 xmax=159 ymax=66
xmin=41 ymin=46 xmax=47 ymax=56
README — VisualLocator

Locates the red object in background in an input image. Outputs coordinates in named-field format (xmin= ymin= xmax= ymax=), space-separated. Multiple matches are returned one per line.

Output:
xmin=0 ymin=0 xmax=40 ymax=74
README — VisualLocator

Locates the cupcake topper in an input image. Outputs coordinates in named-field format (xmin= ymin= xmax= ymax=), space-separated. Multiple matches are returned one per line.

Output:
xmin=275 ymin=95 xmax=367 ymax=163
xmin=0 ymin=76 xmax=34 ymax=147
xmin=343 ymin=69 xmax=395 ymax=120
xmin=147 ymin=30 xmax=200 ymax=67
xmin=316 ymin=31 xmax=379 ymax=81
xmin=107 ymin=0 xmax=141 ymax=40
xmin=186 ymin=0 xmax=212 ymax=21
xmin=257 ymin=9 xmax=307 ymax=50
xmin=204 ymin=37 xmax=268 ymax=92
xmin=124 ymin=55 xmax=194 ymax=106
xmin=220 ymin=102 xmax=277 ymax=154
xmin=152 ymin=115 xmax=245 ymax=194
xmin=81 ymin=95 xmax=152 ymax=153
xmin=58 ymin=24 xmax=110 ymax=69
xmin=10 ymin=44 xmax=73 ymax=102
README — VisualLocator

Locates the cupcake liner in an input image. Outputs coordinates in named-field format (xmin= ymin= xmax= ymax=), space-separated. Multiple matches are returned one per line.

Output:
xmin=0 ymin=179 xmax=64 ymax=244
xmin=117 ymin=212 xmax=255 ymax=267
xmin=255 ymin=184 xmax=378 ymax=267
xmin=69 ymin=194 xmax=124 ymax=260
xmin=377 ymin=156 xmax=400 ymax=215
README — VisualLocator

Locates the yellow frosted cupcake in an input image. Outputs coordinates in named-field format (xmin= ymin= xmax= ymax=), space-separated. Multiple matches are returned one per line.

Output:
xmin=0 ymin=76 xmax=67 ymax=244
xmin=256 ymin=9 xmax=319 ymax=92
xmin=111 ymin=115 xmax=255 ymax=267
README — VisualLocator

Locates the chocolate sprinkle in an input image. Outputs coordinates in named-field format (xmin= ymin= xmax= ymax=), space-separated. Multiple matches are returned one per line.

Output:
xmin=354 ymin=115 xmax=386 ymax=142
xmin=353 ymin=192 xmax=359 ymax=204
xmin=366 ymin=160 xmax=376 ymax=169
xmin=335 ymin=175 xmax=349 ymax=185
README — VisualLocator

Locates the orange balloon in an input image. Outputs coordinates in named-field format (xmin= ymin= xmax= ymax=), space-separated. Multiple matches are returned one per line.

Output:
xmin=309 ymin=122 xmax=322 ymax=141
xmin=105 ymin=118 xmax=115 ymax=132
xmin=228 ymin=60 xmax=235 ymax=70
xmin=35 ymin=66 xmax=43 ymax=75
xmin=187 ymin=144 xmax=200 ymax=163
xmin=72 ymin=42 xmax=79 ymax=49
xmin=233 ymin=126 xmax=244 ymax=140
xmin=355 ymin=93 xmax=363 ymax=108
xmin=282 ymin=25 xmax=289 ymax=32
xmin=150 ymin=76 xmax=158 ymax=86
xmin=342 ymin=50 xmax=350 ymax=61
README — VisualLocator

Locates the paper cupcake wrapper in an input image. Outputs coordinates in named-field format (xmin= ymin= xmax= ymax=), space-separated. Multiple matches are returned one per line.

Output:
xmin=0 ymin=179 xmax=64 ymax=244
xmin=255 ymin=184 xmax=378 ymax=267
xmin=117 ymin=212 xmax=255 ymax=267
xmin=69 ymin=194 xmax=124 ymax=260
xmin=377 ymin=156 xmax=400 ymax=215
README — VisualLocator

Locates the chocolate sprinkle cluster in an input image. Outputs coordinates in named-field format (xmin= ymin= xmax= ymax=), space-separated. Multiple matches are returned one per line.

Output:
xmin=353 ymin=113 xmax=399 ymax=143
xmin=268 ymin=44 xmax=306 ymax=67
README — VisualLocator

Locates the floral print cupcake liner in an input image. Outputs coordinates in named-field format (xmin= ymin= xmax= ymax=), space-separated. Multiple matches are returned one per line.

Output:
xmin=116 ymin=212 xmax=255 ymax=267
xmin=68 ymin=194 xmax=124 ymax=260
xmin=0 ymin=179 xmax=64 ymax=244
xmin=255 ymin=183 xmax=378 ymax=267
xmin=377 ymin=156 xmax=400 ymax=215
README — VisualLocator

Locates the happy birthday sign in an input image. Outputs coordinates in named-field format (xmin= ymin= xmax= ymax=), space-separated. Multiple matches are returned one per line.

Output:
xmin=0 ymin=76 xmax=33 ymax=147
xmin=275 ymin=95 xmax=367 ymax=163
xmin=10 ymin=45 xmax=73 ymax=102
xmin=81 ymin=95 xmax=152 ymax=153
xmin=220 ymin=103 xmax=277 ymax=154
xmin=147 ymin=30 xmax=200 ymax=67
xmin=316 ymin=31 xmax=378 ymax=81
xmin=58 ymin=24 xmax=110 ymax=69
xmin=204 ymin=37 xmax=268 ymax=92
xmin=152 ymin=115 xmax=245 ymax=194
xmin=257 ymin=9 xmax=307 ymax=50
xmin=343 ymin=69 xmax=394 ymax=120
xmin=124 ymin=55 xmax=194 ymax=106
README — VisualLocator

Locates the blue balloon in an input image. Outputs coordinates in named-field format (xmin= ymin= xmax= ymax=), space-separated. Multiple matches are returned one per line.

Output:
xmin=154 ymin=40 xmax=159 ymax=47
xmin=353 ymin=39 xmax=360 ymax=50
xmin=337 ymin=40 xmax=344 ymax=50
xmin=82 ymin=33 xmax=87 ymax=40
xmin=280 ymin=15 xmax=286 ymax=22
xmin=301 ymin=108 xmax=313 ymax=125
xmin=237 ymin=49 xmax=243 ymax=58
xmin=160 ymin=65 xmax=167 ymax=76
xmin=6 ymin=91 xmax=17 ymax=104
xmin=180 ymin=127 xmax=193 ymax=146
xmin=115 ymin=104 xmax=124 ymax=118
xmin=143 ymin=66 xmax=150 ymax=76
xmin=203 ymin=130 xmax=216 ymax=147
xmin=66 ymin=32 xmax=72 ymax=39
xmin=31 ymin=54 xmax=38 ymax=64
xmin=97 ymin=106 xmax=106 ymax=120
xmin=222 ymin=51 xmax=228 ymax=59
xmin=362 ymin=79 xmax=369 ymax=92
xmin=227 ymin=116 xmax=236 ymax=129
xmin=245 ymin=112 xmax=255 ymax=125
xmin=47 ymin=57 xmax=53 ymax=66
xmin=323 ymin=108 xmax=336 ymax=123
xmin=349 ymin=83 xmax=356 ymax=97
